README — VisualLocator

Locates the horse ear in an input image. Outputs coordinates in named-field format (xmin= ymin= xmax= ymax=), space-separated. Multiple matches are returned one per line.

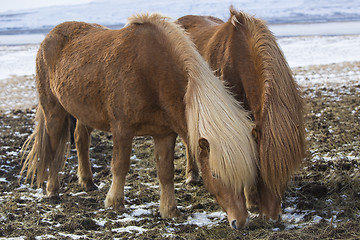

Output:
xmin=229 ymin=5 xmax=236 ymax=16
xmin=199 ymin=138 xmax=210 ymax=153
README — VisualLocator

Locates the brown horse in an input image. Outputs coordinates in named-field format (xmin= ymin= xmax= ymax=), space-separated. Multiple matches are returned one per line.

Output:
xmin=177 ymin=7 xmax=306 ymax=220
xmin=21 ymin=13 xmax=258 ymax=229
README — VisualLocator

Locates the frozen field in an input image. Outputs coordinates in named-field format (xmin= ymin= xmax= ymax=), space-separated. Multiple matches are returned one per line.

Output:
xmin=0 ymin=1 xmax=359 ymax=239
xmin=1 ymin=0 xmax=360 ymax=96
xmin=1 ymin=34 xmax=359 ymax=111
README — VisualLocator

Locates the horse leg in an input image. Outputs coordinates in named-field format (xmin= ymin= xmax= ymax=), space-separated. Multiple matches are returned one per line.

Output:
xmin=43 ymin=105 xmax=70 ymax=198
xmin=154 ymin=133 xmax=180 ymax=218
xmin=105 ymin=128 xmax=133 ymax=211
xmin=74 ymin=122 xmax=97 ymax=191
xmin=185 ymin=146 xmax=201 ymax=185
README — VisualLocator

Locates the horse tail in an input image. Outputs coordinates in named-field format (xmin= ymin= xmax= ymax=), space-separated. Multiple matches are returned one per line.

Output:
xmin=231 ymin=8 xmax=306 ymax=197
xmin=21 ymin=44 xmax=71 ymax=187
xmin=127 ymin=13 xmax=258 ymax=193
xmin=21 ymin=105 xmax=71 ymax=187
xmin=20 ymin=105 xmax=48 ymax=186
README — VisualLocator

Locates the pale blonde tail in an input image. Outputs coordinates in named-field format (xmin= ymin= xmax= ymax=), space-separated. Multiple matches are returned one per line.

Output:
xmin=21 ymin=105 xmax=70 ymax=186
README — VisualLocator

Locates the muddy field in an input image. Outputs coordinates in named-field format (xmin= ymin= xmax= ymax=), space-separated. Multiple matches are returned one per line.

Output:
xmin=0 ymin=63 xmax=359 ymax=239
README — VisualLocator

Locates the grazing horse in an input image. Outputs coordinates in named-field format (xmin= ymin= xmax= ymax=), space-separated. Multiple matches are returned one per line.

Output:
xmin=21 ymin=13 xmax=258 ymax=229
xmin=177 ymin=8 xmax=306 ymax=220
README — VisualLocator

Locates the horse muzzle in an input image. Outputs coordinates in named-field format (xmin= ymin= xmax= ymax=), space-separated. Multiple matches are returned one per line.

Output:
xmin=230 ymin=216 xmax=250 ymax=230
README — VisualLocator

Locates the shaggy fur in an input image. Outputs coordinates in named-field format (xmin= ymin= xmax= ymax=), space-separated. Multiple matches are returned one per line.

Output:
xmin=129 ymin=12 xmax=257 ymax=194
xmin=177 ymin=8 xmax=305 ymax=199
xmin=20 ymin=13 xmax=257 ymax=227
xmin=230 ymin=9 xmax=306 ymax=197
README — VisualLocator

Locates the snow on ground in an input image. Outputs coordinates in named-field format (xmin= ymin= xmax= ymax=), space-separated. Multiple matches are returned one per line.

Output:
xmin=293 ymin=61 xmax=360 ymax=87
xmin=0 ymin=0 xmax=360 ymax=83
xmin=1 ymin=34 xmax=359 ymax=111
xmin=1 ymin=34 xmax=360 ymax=81
xmin=0 ymin=0 xmax=359 ymax=233
xmin=0 ymin=45 xmax=38 ymax=79
xmin=278 ymin=35 xmax=360 ymax=68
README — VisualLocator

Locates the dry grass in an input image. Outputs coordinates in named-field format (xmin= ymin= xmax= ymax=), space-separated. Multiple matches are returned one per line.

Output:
xmin=0 ymin=63 xmax=359 ymax=239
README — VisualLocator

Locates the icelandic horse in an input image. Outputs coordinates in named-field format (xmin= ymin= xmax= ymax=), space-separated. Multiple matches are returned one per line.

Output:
xmin=21 ymin=13 xmax=258 ymax=229
xmin=177 ymin=8 xmax=306 ymax=221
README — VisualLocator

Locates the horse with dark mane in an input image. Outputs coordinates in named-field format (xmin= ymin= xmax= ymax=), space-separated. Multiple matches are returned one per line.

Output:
xmin=177 ymin=7 xmax=306 ymax=220
xmin=21 ymin=13 xmax=258 ymax=229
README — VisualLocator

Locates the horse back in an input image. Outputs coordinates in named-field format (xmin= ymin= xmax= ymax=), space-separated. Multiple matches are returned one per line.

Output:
xmin=37 ymin=22 xmax=105 ymax=70
xmin=177 ymin=15 xmax=223 ymax=30
xmin=176 ymin=16 xmax=223 ymax=53
xmin=37 ymin=21 xmax=187 ymax=135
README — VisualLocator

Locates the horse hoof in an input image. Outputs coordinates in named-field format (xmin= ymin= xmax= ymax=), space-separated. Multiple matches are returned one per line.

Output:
xmin=161 ymin=207 xmax=182 ymax=219
xmin=106 ymin=203 xmax=126 ymax=212
xmin=185 ymin=174 xmax=201 ymax=186
xmin=85 ymin=181 xmax=98 ymax=191
xmin=44 ymin=193 xmax=61 ymax=203
xmin=105 ymin=196 xmax=125 ymax=212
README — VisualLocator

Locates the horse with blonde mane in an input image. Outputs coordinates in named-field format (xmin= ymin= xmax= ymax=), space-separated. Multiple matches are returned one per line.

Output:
xmin=21 ymin=13 xmax=258 ymax=229
xmin=177 ymin=7 xmax=306 ymax=221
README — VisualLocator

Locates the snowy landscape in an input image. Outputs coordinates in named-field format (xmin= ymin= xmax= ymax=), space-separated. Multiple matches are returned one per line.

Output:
xmin=1 ymin=0 xmax=360 ymax=110
xmin=0 ymin=0 xmax=360 ymax=81
xmin=0 ymin=0 xmax=359 ymax=239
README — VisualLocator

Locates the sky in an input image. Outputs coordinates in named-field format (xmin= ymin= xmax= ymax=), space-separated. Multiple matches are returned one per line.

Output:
xmin=1 ymin=0 xmax=360 ymax=33
xmin=1 ymin=0 xmax=93 ymax=12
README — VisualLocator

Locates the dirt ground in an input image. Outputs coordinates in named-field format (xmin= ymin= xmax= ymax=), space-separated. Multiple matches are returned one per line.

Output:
xmin=0 ymin=62 xmax=359 ymax=239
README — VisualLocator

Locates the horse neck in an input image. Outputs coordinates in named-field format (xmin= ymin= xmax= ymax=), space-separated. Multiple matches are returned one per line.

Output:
xmin=223 ymin=21 xmax=264 ymax=119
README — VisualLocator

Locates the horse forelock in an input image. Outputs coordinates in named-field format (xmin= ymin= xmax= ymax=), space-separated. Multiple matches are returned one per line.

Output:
xmin=186 ymin=69 xmax=259 ymax=193
xmin=231 ymin=8 xmax=306 ymax=196
xmin=127 ymin=12 xmax=258 ymax=193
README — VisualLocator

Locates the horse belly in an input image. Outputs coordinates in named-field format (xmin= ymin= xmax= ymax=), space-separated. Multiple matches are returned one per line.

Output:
xmin=52 ymin=78 xmax=111 ymax=131
xmin=133 ymin=118 xmax=175 ymax=137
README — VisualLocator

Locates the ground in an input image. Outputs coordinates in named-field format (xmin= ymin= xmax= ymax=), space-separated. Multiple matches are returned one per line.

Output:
xmin=0 ymin=62 xmax=359 ymax=239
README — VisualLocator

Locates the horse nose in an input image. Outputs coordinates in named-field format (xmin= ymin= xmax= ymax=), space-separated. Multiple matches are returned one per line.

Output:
xmin=231 ymin=220 xmax=237 ymax=229
xmin=230 ymin=217 xmax=250 ymax=229
xmin=269 ymin=213 xmax=282 ymax=223
xmin=261 ymin=212 xmax=282 ymax=222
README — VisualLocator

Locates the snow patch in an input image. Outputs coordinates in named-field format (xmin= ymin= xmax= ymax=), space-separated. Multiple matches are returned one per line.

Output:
xmin=112 ymin=226 xmax=146 ymax=235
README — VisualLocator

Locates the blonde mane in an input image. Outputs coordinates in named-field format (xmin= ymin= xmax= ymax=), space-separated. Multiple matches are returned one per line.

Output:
xmin=128 ymin=13 xmax=258 ymax=192
xmin=231 ymin=9 xmax=306 ymax=196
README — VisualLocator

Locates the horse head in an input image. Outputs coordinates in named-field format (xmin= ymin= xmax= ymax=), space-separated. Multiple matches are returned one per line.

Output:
xmin=197 ymin=138 xmax=250 ymax=229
